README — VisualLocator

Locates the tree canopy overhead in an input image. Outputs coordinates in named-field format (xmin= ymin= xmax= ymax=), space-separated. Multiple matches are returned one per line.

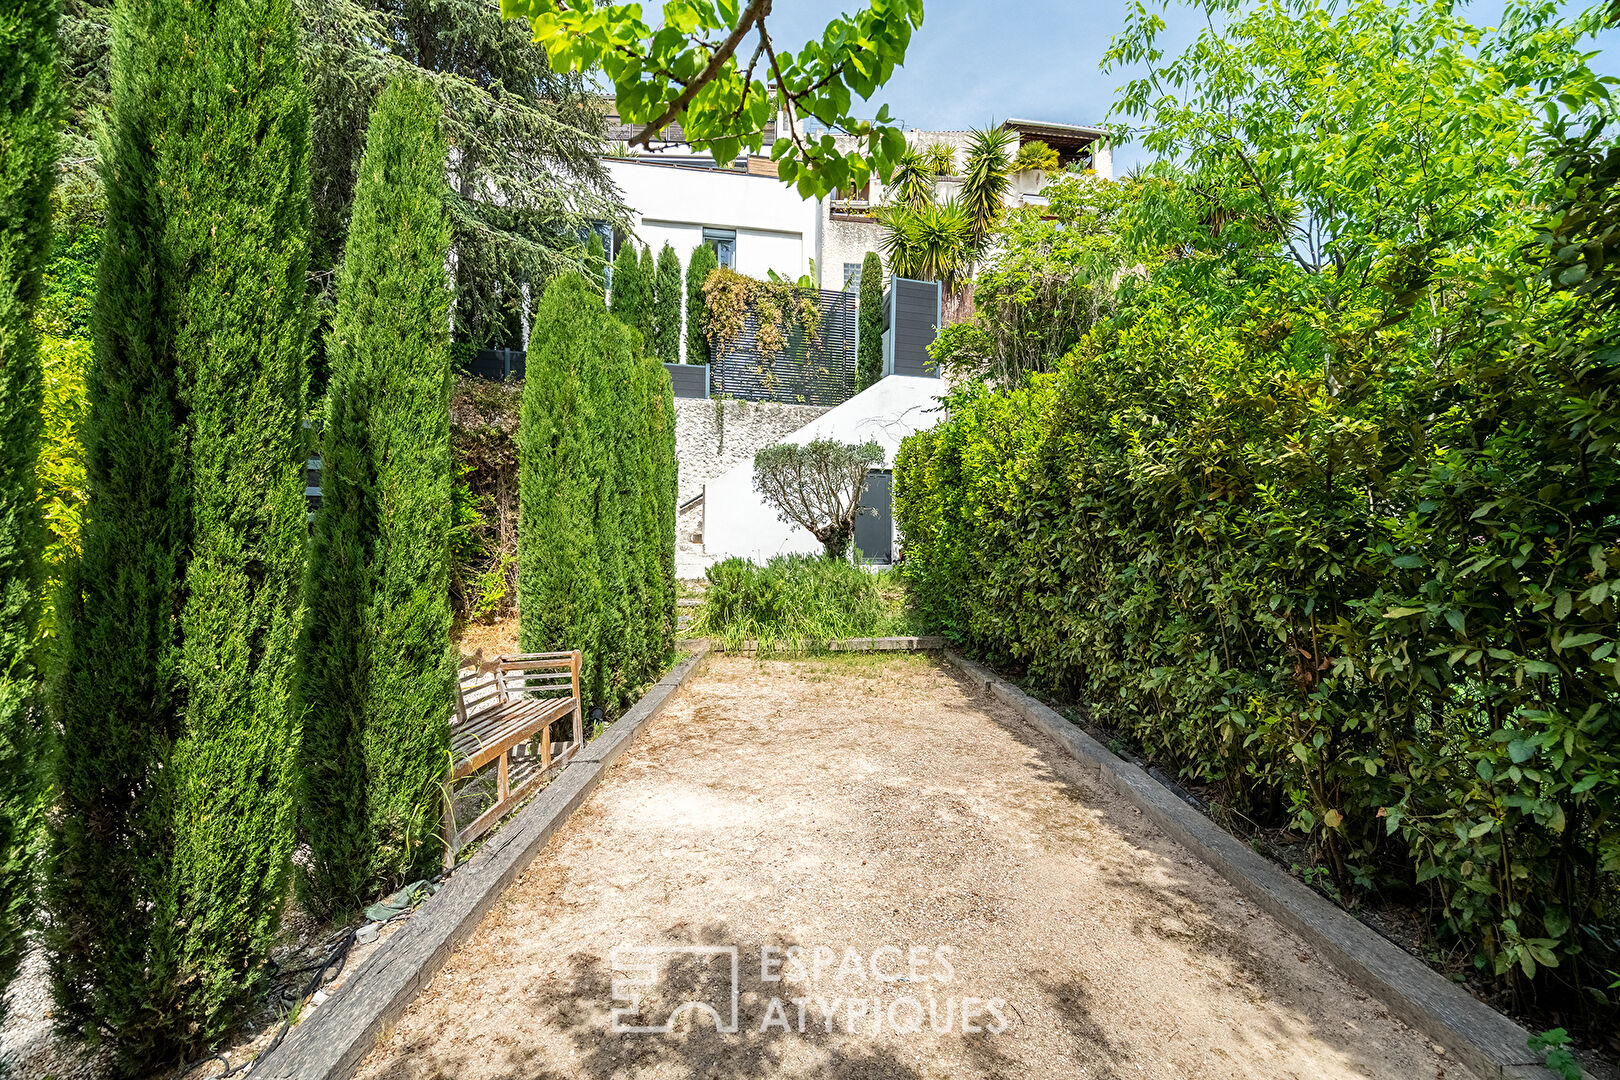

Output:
xmin=499 ymin=0 xmax=925 ymax=197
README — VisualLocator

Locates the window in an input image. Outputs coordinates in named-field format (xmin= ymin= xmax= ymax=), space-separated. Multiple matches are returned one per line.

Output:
xmin=843 ymin=262 xmax=863 ymax=291
xmin=703 ymin=227 xmax=736 ymax=269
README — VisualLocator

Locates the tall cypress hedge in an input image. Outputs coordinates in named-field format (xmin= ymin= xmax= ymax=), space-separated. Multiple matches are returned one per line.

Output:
xmin=298 ymin=76 xmax=454 ymax=916
xmin=0 ymin=0 xmax=60 ymax=1027
xmin=856 ymin=251 xmax=884 ymax=390
xmin=637 ymin=244 xmax=657 ymax=347
xmin=47 ymin=0 xmax=312 ymax=1061
xmin=684 ymin=242 xmax=717 ymax=362
xmin=653 ymin=242 xmax=682 ymax=363
xmin=609 ymin=240 xmax=642 ymax=334
xmin=519 ymin=274 xmax=674 ymax=712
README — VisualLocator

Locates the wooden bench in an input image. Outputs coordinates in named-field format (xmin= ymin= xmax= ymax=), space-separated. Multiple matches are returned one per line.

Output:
xmin=444 ymin=648 xmax=583 ymax=867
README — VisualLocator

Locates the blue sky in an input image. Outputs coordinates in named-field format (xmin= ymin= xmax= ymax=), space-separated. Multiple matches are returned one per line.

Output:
xmin=765 ymin=0 xmax=1620 ymax=171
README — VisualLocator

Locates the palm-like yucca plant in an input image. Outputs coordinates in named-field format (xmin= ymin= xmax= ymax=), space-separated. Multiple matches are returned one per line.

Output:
xmin=885 ymin=147 xmax=935 ymax=210
xmin=878 ymin=198 xmax=975 ymax=292
xmin=959 ymin=126 xmax=1017 ymax=254
xmin=922 ymin=141 xmax=956 ymax=176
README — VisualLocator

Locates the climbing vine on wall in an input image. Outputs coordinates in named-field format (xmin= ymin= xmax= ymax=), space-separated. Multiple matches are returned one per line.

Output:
xmin=701 ymin=266 xmax=822 ymax=359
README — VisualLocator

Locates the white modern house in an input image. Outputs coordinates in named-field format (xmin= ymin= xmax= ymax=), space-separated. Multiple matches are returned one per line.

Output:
xmin=602 ymin=110 xmax=1113 ymax=305
xmin=601 ymin=107 xmax=1112 ymax=575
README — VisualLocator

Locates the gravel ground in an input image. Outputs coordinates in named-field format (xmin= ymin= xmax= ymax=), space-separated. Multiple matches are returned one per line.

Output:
xmin=355 ymin=652 xmax=1472 ymax=1080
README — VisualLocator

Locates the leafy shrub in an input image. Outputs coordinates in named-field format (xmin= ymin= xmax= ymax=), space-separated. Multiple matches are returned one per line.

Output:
xmin=692 ymin=556 xmax=911 ymax=652
xmin=897 ymin=0 xmax=1620 ymax=1022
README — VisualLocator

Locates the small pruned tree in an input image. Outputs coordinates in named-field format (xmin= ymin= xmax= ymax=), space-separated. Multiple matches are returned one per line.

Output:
xmin=754 ymin=439 xmax=883 ymax=560
xmin=856 ymin=251 xmax=884 ymax=390
xmin=684 ymin=242 xmax=717 ymax=362
xmin=653 ymin=242 xmax=682 ymax=362
xmin=637 ymin=244 xmax=656 ymax=347
xmin=608 ymin=240 xmax=642 ymax=334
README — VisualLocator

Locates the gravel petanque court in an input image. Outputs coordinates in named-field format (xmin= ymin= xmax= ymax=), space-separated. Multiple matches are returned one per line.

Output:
xmin=355 ymin=652 xmax=1469 ymax=1080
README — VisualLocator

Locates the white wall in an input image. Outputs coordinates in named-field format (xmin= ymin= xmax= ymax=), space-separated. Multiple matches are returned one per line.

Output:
xmin=605 ymin=158 xmax=818 ymax=281
xmin=701 ymin=375 xmax=944 ymax=564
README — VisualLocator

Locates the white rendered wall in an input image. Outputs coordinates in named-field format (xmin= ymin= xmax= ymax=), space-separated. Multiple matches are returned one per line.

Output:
xmin=604 ymin=158 xmax=817 ymax=281
xmin=701 ymin=375 xmax=944 ymax=564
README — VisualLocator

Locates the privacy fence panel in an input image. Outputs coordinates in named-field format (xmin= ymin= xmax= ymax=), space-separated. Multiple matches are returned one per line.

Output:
xmin=710 ymin=287 xmax=858 ymax=406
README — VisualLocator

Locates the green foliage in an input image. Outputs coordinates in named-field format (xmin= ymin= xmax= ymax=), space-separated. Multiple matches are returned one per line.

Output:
xmin=684 ymin=242 xmax=717 ymax=363
xmin=0 ymin=0 xmax=60 ymax=1033
xmin=959 ymin=126 xmax=1016 ymax=252
xmin=637 ymin=243 xmax=657 ymax=347
xmin=1529 ymin=1028 xmax=1583 ymax=1080
xmin=900 ymin=0 xmax=1620 ymax=1022
xmin=60 ymin=0 xmax=624 ymax=364
xmin=609 ymin=240 xmax=644 ymax=337
xmin=499 ymin=0 xmax=922 ymax=197
xmin=754 ymin=439 xmax=883 ymax=560
xmin=857 ymin=251 xmax=884 ymax=390
xmin=701 ymin=266 xmax=823 ymax=364
xmin=921 ymin=141 xmax=956 ymax=176
xmin=449 ymin=376 xmax=522 ymax=621
xmin=885 ymin=146 xmax=934 ymax=210
xmin=298 ymin=76 xmax=455 ymax=916
xmin=47 ymin=0 xmax=313 ymax=1060
xmin=931 ymin=175 xmax=1132 ymax=386
xmin=1011 ymin=139 xmax=1059 ymax=173
xmin=879 ymin=126 xmax=1011 ymax=291
xmin=878 ymin=198 xmax=974 ymax=291
xmin=653 ymin=242 xmax=683 ymax=363
xmin=691 ymin=555 xmax=913 ymax=653
xmin=519 ymin=275 xmax=674 ymax=713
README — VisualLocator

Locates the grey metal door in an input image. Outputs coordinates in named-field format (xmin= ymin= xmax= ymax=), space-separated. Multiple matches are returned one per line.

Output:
xmin=855 ymin=469 xmax=893 ymax=564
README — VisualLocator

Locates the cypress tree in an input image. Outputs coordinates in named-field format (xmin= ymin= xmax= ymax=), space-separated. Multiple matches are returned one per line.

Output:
xmin=637 ymin=244 xmax=657 ymax=348
xmin=684 ymin=242 xmax=717 ymax=363
xmin=519 ymin=275 xmax=629 ymax=706
xmin=298 ymin=76 xmax=454 ymax=916
xmin=608 ymin=240 xmax=642 ymax=336
xmin=653 ymin=242 xmax=682 ymax=363
xmin=857 ymin=251 xmax=884 ymax=390
xmin=47 ymin=0 xmax=312 ymax=1060
xmin=0 ymin=0 xmax=61 ymax=1026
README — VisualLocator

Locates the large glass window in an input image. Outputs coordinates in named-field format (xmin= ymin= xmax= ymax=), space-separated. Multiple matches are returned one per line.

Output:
xmin=703 ymin=227 xmax=736 ymax=269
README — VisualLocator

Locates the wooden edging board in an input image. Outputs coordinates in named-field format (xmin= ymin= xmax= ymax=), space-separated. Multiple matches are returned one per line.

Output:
xmin=938 ymin=650 xmax=1561 ymax=1080
xmin=255 ymin=642 xmax=711 ymax=1080
xmin=715 ymin=635 xmax=945 ymax=653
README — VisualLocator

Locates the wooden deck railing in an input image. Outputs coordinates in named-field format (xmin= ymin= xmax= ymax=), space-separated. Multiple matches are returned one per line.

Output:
xmin=444 ymin=649 xmax=583 ymax=867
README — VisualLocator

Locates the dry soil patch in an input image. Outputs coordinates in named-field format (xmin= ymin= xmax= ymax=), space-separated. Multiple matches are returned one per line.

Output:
xmin=355 ymin=653 xmax=1470 ymax=1080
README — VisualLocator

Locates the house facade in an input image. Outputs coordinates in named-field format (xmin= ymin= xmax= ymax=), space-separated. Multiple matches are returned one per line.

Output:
xmin=600 ymin=109 xmax=1112 ymax=575
xmin=602 ymin=111 xmax=1113 ymax=323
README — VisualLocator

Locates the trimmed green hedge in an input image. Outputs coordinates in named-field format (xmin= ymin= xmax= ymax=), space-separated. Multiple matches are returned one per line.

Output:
xmin=518 ymin=274 xmax=675 ymax=711
xmin=297 ymin=76 xmax=455 ymax=916
xmin=856 ymin=251 xmax=883 ymax=390
xmin=896 ymin=304 xmax=1620 ymax=1004
xmin=47 ymin=0 xmax=313 ymax=1061
xmin=0 ymin=0 xmax=59 ymax=1030
xmin=684 ymin=242 xmax=717 ymax=363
